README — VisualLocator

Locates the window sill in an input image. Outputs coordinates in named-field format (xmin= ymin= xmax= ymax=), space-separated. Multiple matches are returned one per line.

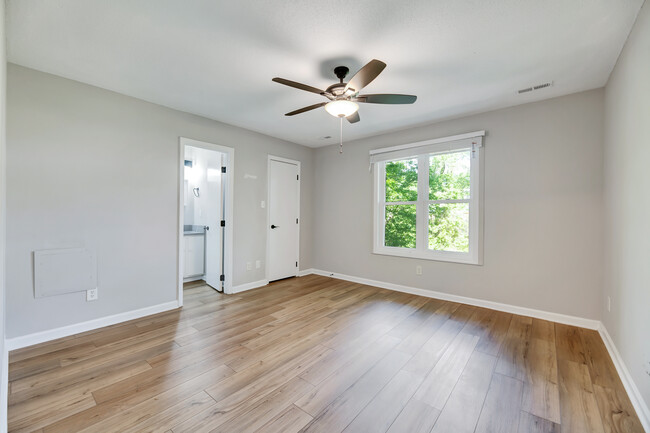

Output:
xmin=372 ymin=247 xmax=482 ymax=265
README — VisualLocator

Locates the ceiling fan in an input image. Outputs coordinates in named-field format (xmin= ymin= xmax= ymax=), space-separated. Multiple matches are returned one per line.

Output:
xmin=272 ymin=59 xmax=417 ymax=124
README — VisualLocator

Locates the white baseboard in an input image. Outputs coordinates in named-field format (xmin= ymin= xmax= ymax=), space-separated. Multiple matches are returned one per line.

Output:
xmin=598 ymin=324 xmax=650 ymax=432
xmin=1 ymin=343 xmax=7 ymax=433
xmin=5 ymin=300 xmax=180 ymax=351
xmin=230 ymin=270 xmax=316 ymax=293
xmin=183 ymin=276 xmax=204 ymax=283
xmin=297 ymin=268 xmax=315 ymax=277
xmin=306 ymin=269 xmax=600 ymax=330
xmin=230 ymin=279 xmax=269 ymax=294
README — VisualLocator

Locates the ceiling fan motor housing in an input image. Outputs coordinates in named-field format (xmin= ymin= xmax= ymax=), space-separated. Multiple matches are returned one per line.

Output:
xmin=326 ymin=82 xmax=348 ymax=97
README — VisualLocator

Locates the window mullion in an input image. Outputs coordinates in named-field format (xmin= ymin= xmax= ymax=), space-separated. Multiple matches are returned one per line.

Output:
xmin=378 ymin=162 xmax=386 ymax=249
xmin=428 ymin=199 xmax=471 ymax=205
xmin=416 ymin=154 xmax=428 ymax=251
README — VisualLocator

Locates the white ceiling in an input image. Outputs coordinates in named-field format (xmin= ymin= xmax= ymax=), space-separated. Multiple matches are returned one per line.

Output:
xmin=6 ymin=0 xmax=644 ymax=147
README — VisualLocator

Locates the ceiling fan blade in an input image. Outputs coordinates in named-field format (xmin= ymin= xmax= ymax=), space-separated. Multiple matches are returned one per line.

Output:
xmin=285 ymin=102 xmax=327 ymax=116
xmin=344 ymin=59 xmax=386 ymax=93
xmin=356 ymin=94 xmax=417 ymax=104
xmin=346 ymin=112 xmax=360 ymax=123
xmin=272 ymin=77 xmax=325 ymax=95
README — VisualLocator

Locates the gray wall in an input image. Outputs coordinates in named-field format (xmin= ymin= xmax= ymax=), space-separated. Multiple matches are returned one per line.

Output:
xmin=1 ymin=0 xmax=7 ymax=429
xmin=313 ymin=89 xmax=605 ymax=320
xmin=603 ymin=0 xmax=650 ymax=410
xmin=5 ymin=64 xmax=313 ymax=338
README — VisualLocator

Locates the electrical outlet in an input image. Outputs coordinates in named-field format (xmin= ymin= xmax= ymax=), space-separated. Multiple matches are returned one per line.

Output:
xmin=86 ymin=288 xmax=98 ymax=302
xmin=416 ymin=265 xmax=422 ymax=275
xmin=607 ymin=296 xmax=611 ymax=312
xmin=255 ymin=260 xmax=261 ymax=269
xmin=246 ymin=262 xmax=252 ymax=271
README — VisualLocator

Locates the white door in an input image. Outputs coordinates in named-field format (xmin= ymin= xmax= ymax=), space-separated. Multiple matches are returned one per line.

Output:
xmin=268 ymin=158 xmax=300 ymax=282
xmin=203 ymin=152 xmax=223 ymax=290
xmin=185 ymin=145 xmax=223 ymax=291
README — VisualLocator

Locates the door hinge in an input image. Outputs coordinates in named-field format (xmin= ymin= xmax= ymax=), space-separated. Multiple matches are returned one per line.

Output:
xmin=296 ymin=218 xmax=298 ymax=224
xmin=221 ymin=166 xmax=226 ymax=173
xmin=295 ymin=261 xmax=298 ymax=267
xmin=220 ymin=274 xmax=225 ymax=282
xmin=220 ymin=220 xmax=225 ymax=227
xmin=297 ymin=174 xmax=299 ymax=180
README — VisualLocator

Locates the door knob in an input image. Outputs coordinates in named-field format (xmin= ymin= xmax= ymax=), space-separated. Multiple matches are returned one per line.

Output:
xmin=271 ymin=224 xmax=279 ymax=229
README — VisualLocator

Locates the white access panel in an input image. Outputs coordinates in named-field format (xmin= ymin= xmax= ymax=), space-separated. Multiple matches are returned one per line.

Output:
xmin=34 ymin=248 xmax=97 ymax=298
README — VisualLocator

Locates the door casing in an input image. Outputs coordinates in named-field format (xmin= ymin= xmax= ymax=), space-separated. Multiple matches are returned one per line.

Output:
xmin=178 ymin=137 xmax=234 ymax=305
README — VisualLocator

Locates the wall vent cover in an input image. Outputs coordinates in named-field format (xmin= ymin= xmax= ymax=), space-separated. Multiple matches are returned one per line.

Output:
xmin=518 ymin=81 xmax=553 ymax=94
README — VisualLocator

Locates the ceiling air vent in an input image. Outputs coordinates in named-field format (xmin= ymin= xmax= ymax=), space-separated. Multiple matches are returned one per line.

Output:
xmin=518 ymin=81 xmax=553 ymax=94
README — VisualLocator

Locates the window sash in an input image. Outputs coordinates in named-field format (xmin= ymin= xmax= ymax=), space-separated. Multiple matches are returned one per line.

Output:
xmin=374 ymin=146 xmax=482 ymax=265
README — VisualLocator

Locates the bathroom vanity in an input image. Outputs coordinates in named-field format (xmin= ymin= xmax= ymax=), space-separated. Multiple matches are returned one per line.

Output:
xmin=183 ymin=225 xmax=206 ymax=279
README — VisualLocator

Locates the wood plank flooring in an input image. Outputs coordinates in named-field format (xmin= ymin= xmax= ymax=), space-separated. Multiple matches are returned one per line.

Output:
xmin=7 ymin=275 xmax=644 ymax=432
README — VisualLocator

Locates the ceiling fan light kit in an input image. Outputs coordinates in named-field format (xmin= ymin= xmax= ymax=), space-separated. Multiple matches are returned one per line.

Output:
xmin=325 ymin=100 xmax=359 ymax=118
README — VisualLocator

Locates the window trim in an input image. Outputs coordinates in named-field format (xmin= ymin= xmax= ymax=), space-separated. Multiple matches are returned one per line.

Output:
xmin=372 ymin=136 xmax=484 ymax=265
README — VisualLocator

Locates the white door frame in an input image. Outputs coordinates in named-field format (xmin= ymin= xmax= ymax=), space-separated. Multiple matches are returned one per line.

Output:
xmin=266 ymin=155 xmax=301 ymax=282
xmin=178 ymin=137 xmax=235 ymax=305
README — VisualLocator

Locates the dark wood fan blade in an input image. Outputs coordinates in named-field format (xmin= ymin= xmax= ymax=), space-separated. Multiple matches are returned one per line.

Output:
xmin=285 ymin=102 xmax=327 ymax=116
xmin=346 ymin=112 xmax=360 ymax=123
xmin=344 ymin=59 xmax=386 ymax=93
xmin=356 ymin=94 xmax=417 ymax=104
xmin=272 ymin=77 xmax=325 ymax=95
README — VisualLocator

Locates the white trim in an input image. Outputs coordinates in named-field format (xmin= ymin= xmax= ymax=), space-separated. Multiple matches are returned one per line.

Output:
xmin=373 ymin=145 xmax=483 ymax=265
xmin=5 ymin=301 xmax=179 ymax=351
xmin=598 ymin=324 xmax=650 ymax=432
xmin=369 ymin=130 xmax=485 ymax=156
xmin=178 ymin=141 xmax=184 ymax=306
xmin=182 ymin=276 xmax=204 ymax=283
xmin=228 ymin=270 xmax=315 ymax=293
xmin=178 ymin=137 xmax=235 ymax=297
xmin=0 ymin=344 xmax=7 ymax=433
xmin=266 ymin=155 xmax=301 ymax=283
xmin=231 ymin=279 xmax=269 ymax=294
xmin=302 ymin=269 xmax=600 ymax=329
xmin=297 ymin=268 xmax=316 ymax=277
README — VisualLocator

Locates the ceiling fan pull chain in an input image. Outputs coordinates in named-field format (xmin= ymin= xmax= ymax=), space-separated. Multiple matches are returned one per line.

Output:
xmin=339 ymin=117 xmax=344 ymax=154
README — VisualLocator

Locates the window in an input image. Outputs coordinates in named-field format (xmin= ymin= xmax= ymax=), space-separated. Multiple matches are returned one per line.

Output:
xmin=372 ymin=132 xmax=484 ymax=264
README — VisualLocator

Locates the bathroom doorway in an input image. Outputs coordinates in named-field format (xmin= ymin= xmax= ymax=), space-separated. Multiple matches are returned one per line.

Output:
xmin=178 ymin=138 xmax=234 ymax=305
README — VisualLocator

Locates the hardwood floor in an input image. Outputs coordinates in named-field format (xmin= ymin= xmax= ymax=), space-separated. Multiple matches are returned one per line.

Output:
xmin=7 ymin=275 xmax=644 ymax=432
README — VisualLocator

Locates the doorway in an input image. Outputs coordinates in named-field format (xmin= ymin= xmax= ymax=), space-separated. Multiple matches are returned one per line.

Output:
xmin=267 ymin=156 xmax=300 ymax=282
xmin=178 ymin=138 xmax=234 ymax=305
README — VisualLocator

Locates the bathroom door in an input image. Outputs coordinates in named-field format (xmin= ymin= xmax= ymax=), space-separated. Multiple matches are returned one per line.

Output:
xmin=204 ymin=152 xmax=223 ymax=290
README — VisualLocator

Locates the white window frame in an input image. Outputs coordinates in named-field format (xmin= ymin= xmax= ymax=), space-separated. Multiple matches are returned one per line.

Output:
xmin=372 ymin=132 xmax=484 ymax=265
